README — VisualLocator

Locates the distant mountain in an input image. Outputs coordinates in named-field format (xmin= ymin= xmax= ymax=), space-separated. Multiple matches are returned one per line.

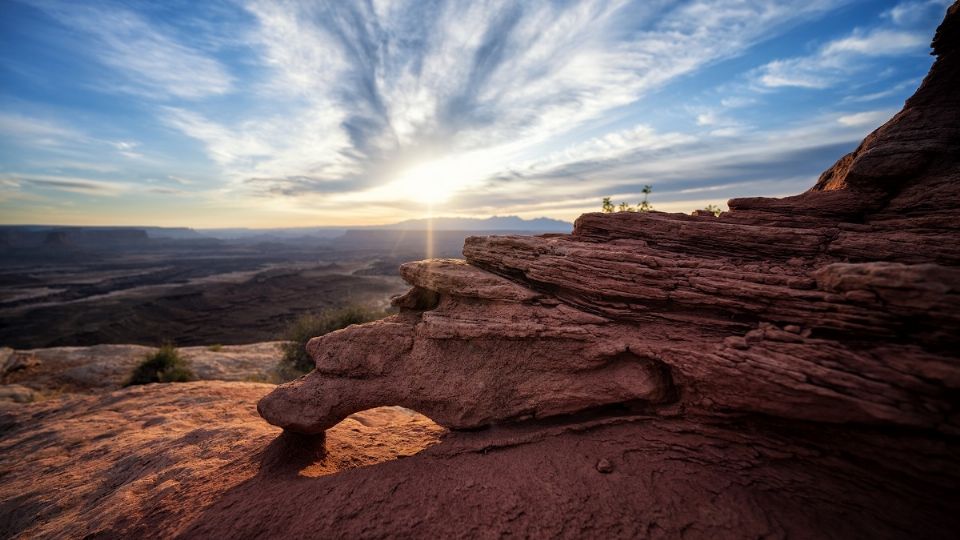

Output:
xmin=376 ymin=215 xmax=571 ymax=232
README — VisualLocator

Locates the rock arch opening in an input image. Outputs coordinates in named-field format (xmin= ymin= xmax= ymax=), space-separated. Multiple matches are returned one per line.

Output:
xmin=296 ymin=406 xmax=446 ymax=478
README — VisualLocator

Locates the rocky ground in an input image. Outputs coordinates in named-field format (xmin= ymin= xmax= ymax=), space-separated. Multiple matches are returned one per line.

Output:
xmin=0 ymin=382 xmax=445 ymax=539
xmin=0 ymin=342 xmax=287 ymax=401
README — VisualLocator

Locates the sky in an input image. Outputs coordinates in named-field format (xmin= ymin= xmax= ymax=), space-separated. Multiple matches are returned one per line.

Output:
xmin=0 ymin=0 xmax=951 ymax=228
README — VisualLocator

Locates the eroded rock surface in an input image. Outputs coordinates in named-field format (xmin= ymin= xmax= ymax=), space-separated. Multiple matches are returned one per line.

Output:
xmin=0 ymin=382 xmax=445 ymax=538
xmin=252 ymin=4 xmax=960 ymax=538
xmin=260 ymin=3 xmax=960 ymax=437
xmin=3 ymin=382 xmax=956 ymax=539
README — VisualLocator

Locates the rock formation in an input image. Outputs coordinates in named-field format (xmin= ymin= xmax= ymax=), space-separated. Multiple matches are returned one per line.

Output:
xmin=260 ymin=5 xmax=960 ymax=434
xmin=250 ymin=3 xmax=960 ymax=537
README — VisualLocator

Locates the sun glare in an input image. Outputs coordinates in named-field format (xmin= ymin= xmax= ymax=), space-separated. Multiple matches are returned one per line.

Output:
xmin=388 ymin=157 xmax=470 ymax=204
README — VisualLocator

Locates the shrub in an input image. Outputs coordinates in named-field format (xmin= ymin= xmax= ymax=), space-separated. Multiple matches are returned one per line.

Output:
xmin=601 ymin=185 xmax=653 ymax=213
xmin=703 ymin=204 xmax=722 ymax=217
xmin=277 ymin=305 xmax=385 ymax=380
xmin=207 ymin=344 xmax=223 ymax=352
xmin=126 ymin=344 xmax=196 ymax=386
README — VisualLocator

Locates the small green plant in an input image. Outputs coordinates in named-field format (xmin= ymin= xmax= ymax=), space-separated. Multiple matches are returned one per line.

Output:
xmin=703 ymin=204 xmax=722 ymax=217
xmin=277 ymin=305 xmax=385 ymax=380
xmin=601 ymin=197 xmax=615 ymax=213
xmin=600 ymin=184 xmax=654 ymax=213
xmin=638 ymin=184 xmax=653 ymax=212
xmin=207 ymin=344 xmax=223 ymax=352
xmin=126 ymin=344 xmax=195 ymax=386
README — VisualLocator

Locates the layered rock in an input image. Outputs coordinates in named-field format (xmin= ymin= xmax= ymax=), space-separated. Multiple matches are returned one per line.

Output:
xmin=259 ymin=3 xmax=960 ymax=437
xmin=252 ymin=4 xmax=960 ymax=538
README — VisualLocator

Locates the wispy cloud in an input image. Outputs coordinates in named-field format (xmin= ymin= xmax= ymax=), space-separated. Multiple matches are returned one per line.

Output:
xmin=841 ymin=78 xmax=922 ymax=103
xmin=167 ymin=175 xmax=194 ymax=185
xmin=753 ymin=0 xmax=938 ymax=90
xmin=0 ymin=173 xmax=131 ymax=196
xmin=836 ymin=109 xmax=897 ymax=127
xmin=162 ymin=0 xmax=845 ymax=203
xmin=0 ymin=112 xmax=85 ymax=145
xmin=884 ymin=0 xmax=953 ymax=26
xmin=147 ymin=186 xmax=186 ymax=195
xmin=23 ymin=0 xmax=232 ymax=99
xmin=756 ymin=28 xmax=927 ymax=88
xmin=0 ymin=111 xmax=147 ymax=164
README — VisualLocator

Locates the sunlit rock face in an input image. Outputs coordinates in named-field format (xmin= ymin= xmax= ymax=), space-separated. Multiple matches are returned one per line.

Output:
xmin=253 ymin=4 xmax=960 ymax=538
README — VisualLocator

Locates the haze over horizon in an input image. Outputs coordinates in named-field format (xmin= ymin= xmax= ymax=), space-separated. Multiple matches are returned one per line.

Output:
xmin=0 ymin=0 xmax=950 ymax=228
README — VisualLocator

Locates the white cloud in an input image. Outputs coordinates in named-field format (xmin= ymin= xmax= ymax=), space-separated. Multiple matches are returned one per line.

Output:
xmin=691 ymin=108 xmax=747 ymax=136
xmin=755 ymin=24 xmax=929 ymax=89
xmin=696 ymin=111 xmax=720 ymax=126
xmin=147 ymin=187 xmax=187 ymax=195
xmin=0 ymin=172 xmax=131 ymax=196
xmin=841 ymin=78 xmax=921 ymax=103
xmin=837 ymin=109 xmax=896 ymax=127
xmin=0 ymin=111 xmax=151 ymax=163
xmin=720 ymin=96 xmax=757 ymax=108
xmin=521 ymin=124 xmax=697 ymax=174
xmin=822 ymin=29 xmax=927 ymax=56
xmin=158 ymin=0 xmax=845 ymax=205
xmin=0 ymin=112 xmax=85 ymax=145
xmin=453 ymin=108 xmax=888 ymax=221
xmin=885 ymin=0 xmax=953 ymax=26
xmin=25 ymin=0 xmax=232 ymax=99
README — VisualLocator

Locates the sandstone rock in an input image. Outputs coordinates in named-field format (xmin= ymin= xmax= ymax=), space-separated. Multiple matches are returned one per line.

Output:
xmin=261 ymin=3 xmax=960 ymax=438
xmin=251 ymin=5 xmax=960 ymax=538
xmin=0 ymin=382 xmax=445 ymax=538
xmin=1 ymin=382 xmax=956 ymax=538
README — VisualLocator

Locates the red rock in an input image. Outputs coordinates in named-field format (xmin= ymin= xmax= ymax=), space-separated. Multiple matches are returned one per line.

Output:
xmin=252 ymin=4 xmax=960 ymax=537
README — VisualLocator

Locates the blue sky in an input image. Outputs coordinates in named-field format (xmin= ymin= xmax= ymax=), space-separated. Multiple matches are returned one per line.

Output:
xmin=0 ymin=0 xmax=950 ymax=227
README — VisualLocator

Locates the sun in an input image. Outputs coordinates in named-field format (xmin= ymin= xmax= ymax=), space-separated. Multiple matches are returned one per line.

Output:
xmin=387 ymin=154 xmax=481 ymax=205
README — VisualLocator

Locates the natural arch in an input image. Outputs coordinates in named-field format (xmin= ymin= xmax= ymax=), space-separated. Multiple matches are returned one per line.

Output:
xmin=295 ymin=406 xmax=446 ymax=478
